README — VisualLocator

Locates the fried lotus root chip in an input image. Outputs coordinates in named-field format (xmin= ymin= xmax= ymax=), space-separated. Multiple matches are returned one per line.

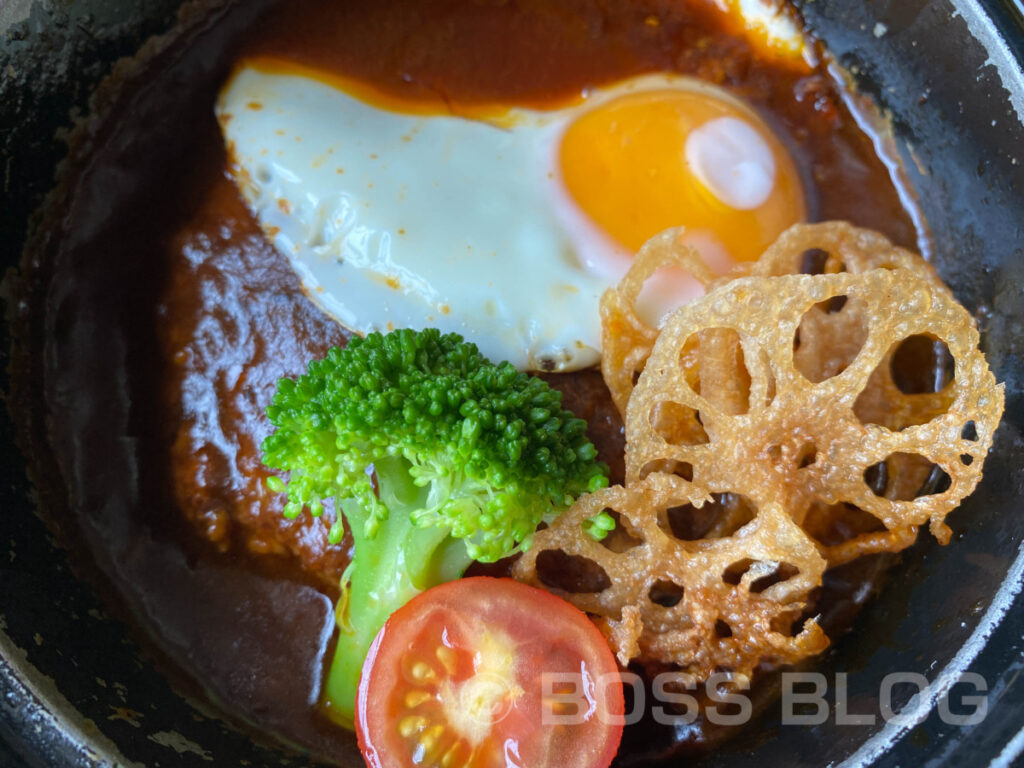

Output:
xmin=601 ymin=221 xmax=945 ymax=420
xmin=752 ymin=223 xmax=961 ymax=559
xmin=751 ymin=220 xmax=941 ymax=280
xmin=625 ymin=268 xmax=1004 ymax=565
xmin=513 ymin=473 xmax=829 ymax=680
xmin=600 ymin=227 xmax=723 ymax=417
xmin=753 ymin=222 xmax=945 ymax=396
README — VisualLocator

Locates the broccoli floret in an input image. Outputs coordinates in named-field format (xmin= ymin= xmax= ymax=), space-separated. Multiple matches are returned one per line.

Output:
xmin=261 ymin=328 xmax=609 ymax=726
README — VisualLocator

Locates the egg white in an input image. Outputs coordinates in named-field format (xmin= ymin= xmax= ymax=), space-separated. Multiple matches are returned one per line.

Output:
xmin=219 ymin=66 xmax=637 ymax=370
xmin=217 ymin=68 xmax=794 ymax=370
xmin=723 ymin=0 xmax=816 ymax=64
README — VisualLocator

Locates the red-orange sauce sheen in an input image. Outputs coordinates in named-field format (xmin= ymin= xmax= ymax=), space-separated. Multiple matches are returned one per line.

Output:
xmin=22 ymin=0 xmax=921 ymax=763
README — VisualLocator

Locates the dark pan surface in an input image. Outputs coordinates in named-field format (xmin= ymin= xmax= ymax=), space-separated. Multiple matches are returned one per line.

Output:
xmin=1 ymin=1 xmax=1022 ymax=766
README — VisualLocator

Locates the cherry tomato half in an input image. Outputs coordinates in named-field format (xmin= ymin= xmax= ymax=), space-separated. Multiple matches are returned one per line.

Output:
xmin=356 ymin=577 xmax=624 ymax=768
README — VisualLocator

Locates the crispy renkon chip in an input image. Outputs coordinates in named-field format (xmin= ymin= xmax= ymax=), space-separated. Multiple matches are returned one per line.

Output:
xmin=514 ymin=472 xmax=829 ymax=683
xmin=600 ymin=227 xmax=722 ymax=418
xmin=601 ymin=222 xmax=948 ymax=421
xmin=624 ymin=266 xmax=1003 ymax=562
xmin=518 ymin=222 xmax=1004 ymax=681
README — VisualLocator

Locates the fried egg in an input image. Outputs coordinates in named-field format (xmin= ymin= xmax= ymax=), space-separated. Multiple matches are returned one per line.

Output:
xmin=718 ymin=0 xmax=814 ymax=64
xmin=217 ymin=60 xmax=805 ymax=371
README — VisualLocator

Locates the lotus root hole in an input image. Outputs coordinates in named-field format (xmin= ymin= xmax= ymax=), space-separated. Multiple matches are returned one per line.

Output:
xmin=599 ymin=510 xmax=644 ymax=553
xmin=640 ymin=460 xmax=694 ymax=482
xmin=799 ymin=248 xmax=832 ymax=275
xmin=650 ymin=401 xmax=710 ymax=447
xmin=663 ymin=493 xmax=755 ymax=541
xmin=648 ymin=580 xmax=685 ymax=608
xmin=865 ymin=454 xmax=951 ymax=501
xmin=722 ymin=558 xmax=756 ymax=586
xmin=535 ymin=550 xmax=611 ymax=593
xmin=793 ymin=294 xmax=868 ymax=383
xmin=890 ymin=334 xmax=954 ymax=395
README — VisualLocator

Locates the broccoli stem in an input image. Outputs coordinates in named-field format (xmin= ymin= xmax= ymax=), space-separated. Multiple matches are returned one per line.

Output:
xmin=322 ymin=456 xmax=473 ymax=727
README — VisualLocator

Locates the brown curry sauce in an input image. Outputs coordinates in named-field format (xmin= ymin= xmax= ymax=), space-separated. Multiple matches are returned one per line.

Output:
xmin=18 ymin=0 xmax=925 ymax=762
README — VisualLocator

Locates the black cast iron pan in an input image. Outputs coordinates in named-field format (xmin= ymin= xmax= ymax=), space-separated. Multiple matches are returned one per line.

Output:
xmin=0 ymin=1 xmax=1022 ymax=766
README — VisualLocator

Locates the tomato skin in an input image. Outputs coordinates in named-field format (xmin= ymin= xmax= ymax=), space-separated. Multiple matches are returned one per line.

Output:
xmin=355 ymin=627 xmax=389 ymax=768
xmin=355 ymin=577 xmax=624 ymax=768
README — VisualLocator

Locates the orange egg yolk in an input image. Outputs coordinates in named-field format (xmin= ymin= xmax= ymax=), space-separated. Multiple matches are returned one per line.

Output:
xmin=559 ymin=88 xmax=806 ymax=266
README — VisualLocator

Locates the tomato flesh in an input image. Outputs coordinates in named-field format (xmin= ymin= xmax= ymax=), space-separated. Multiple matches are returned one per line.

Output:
xmin=356 ymin=577 xmax=624 ymax=768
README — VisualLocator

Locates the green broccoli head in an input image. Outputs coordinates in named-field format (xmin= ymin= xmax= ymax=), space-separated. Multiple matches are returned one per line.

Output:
xmin=263 ymin=328 xmax=608 ymax=560
xmin=261 ymin=328 xmax=609 ymax=726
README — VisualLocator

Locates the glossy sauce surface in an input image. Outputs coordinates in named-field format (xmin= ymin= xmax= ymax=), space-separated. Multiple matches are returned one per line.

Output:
xmin=30 ymin=0 xmax=922 ymax=761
